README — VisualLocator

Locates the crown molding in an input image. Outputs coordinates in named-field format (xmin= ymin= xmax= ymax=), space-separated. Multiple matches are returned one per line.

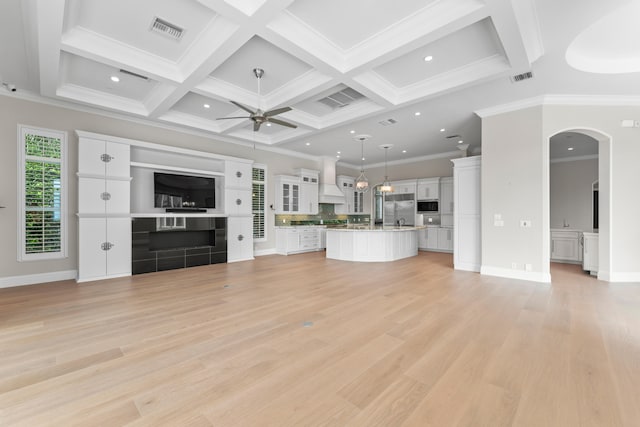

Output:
xmin=343 ymin=150 xmax=462 ymax=170
xmin=475 ymin=94 xmax=640 ymax=118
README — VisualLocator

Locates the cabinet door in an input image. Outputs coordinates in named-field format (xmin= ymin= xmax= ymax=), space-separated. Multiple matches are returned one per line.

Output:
xmin=286 ymin=230 xmax=300 ymax=252
xmin=106 ymin=218 xmax=131 ymax=276
xmin=418 ymin=229 xmax=428 ymax=249
xmin=299 ymin=182 xmax=318 ymax=214
xmin=225 ymin=189 xmax=252 ymax=215
xmin=440 ymin=179 xmax=454 ymax=214
xmin=353 ymin=191 xmax=364 ymax=213
xmin=551 ymin=235 xmax=580 ymax=261
xmin=291 ymin=184 xmax=300 ymax=212
xmin=78 ymin=177 xmax=106 ymax=214
xmin=78 ymin=218 xmax=106 ymax=281
xmin=78 ymin=138 xmax=107 ymax=176
xmin=105 ymin=180 xmax=131 ymax=214
xmin=426 ymin=228 xmax=439 ymax=250
xmin=437 ymin=228 xmax=453 ymax=251
xmin=281 ymin=182 xmax=290 ymax=212
xmin=225 ymin=161 xmax=252 ymax=188
xmin=227 ymin=217 xmax=254 ymax=262
xmin=105 ymin=142 xmax=130 ymax=178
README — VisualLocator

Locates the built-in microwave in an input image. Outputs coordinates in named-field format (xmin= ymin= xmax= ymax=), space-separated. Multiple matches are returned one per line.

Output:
xmin=417 ymin=200 xmax=439 ymax=213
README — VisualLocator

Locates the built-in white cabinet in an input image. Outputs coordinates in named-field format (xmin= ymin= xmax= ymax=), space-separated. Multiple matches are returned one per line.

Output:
xmin=225 ymin=161 xmax=252 ymax=189
xmin=582 ymin=232 xmax=599 ymax=275
xmin=452 ymin=156 xmax=481 ymax=272
xmin=417 ymin=178 xmax=439 ymax=200
xmin=392 ymin=180 xmax=417 ymax=195
xmin=335 ymin=176 xmax=355 ymax=214
xmin=224 ymin=189 xmax=252 ymax=216
xmin=227 ymin=217 xmax=254 ymax=262
xmin=275 ymin=227 xmax=323 ymax=255
xmin=296 ymin=169 xmax=319 ymax=215
xmin=275 ymin=176 xmax=300 ymax=214
xmin=440 ymin=177 xmax=454 ymax=214
xmin=76 ymin=133 xmax=132 ymax=282
xmin=418 ymin=226 xmax=452 ymax=252
xmin=551 ymin=230 xmax=582 ymax=263
xmin=437 ymin=227 xmax=454 ymax=251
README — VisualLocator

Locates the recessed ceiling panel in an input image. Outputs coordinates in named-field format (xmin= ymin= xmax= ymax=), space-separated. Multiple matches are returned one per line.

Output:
xmin=286 ymin=0 xmax=436 ymax=50
xmin=70 ymin=0 xmax=217 ymax=62
xmin=171 ymin=93 xmax=238 ymax=120
xmin=373 ymin=19 xmax=505 ymax=88
xmin=211 ymin=36 xmax=312 ymax=95
xmin=60 ymin=52 xmax=158 ymax=100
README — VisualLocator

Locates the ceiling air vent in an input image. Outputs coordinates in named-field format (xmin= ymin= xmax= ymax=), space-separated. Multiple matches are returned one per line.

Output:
xmin=510 ymin=71 xmax=533 ymax=83
xmin=150 ymin=17 xmax=184 ymax=41
xmin=119 ymin=69 xmax=149 ymax=81
xmin=378 ymin=118 xmax=398 ymax=126
xmin=317 ymin=88 xmax=364 ymax=109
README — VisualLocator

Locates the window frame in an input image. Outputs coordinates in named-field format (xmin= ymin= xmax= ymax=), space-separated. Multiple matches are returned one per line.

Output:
xmin=17 ymin=124 xmax=68 ymax=261
xmin=252 ymin=164 xmax=267 ymax=242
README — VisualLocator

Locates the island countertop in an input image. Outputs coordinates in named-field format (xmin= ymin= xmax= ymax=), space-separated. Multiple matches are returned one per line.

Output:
xmin=326 ymin=225 xmax=425 ymax=232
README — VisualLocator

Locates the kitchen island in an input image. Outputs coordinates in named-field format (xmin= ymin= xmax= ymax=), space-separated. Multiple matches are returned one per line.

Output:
xmin=326 ymin=226 xmax=422 ymax=262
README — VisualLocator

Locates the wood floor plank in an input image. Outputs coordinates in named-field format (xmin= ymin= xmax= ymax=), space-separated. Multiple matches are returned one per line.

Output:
xmin=0 ymin=253 xmax=638 ymax=426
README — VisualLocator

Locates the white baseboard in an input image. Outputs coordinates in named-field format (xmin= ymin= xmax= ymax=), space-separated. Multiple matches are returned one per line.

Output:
xmin=604 ymin=271 xmax=640 ymax=283
xmin=0 ymin=270 xmax=77 ymax=289
xmin=227 ymin=256 xmax=255 ymax=263
xmin=481 ymin=266 xmax=552 ymax=283
xmin=454 ymin=262 xmax=481 ymax=272
xmin=254 ymin=248 xmax=277 ymax=257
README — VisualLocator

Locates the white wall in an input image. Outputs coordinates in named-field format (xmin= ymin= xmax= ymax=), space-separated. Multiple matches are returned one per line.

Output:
xmin=481 ymin=103 xmax=640 ymax=282
xmin=550 ymin=158 xmax=598 ymax=231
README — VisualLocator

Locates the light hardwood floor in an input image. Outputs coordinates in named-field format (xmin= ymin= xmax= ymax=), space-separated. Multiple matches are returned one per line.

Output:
xmin=1 ymin=252 xmax=639 ymax=426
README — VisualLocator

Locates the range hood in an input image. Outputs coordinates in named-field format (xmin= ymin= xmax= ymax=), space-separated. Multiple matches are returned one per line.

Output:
xmin=318 ymin=156 xmax=345 ymax=204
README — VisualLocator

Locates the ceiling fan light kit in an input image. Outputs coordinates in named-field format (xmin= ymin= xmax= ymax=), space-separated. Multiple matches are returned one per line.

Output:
xmin=215 ymin=68 xmax=297 ymax=132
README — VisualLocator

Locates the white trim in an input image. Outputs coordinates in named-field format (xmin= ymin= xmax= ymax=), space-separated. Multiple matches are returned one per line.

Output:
xmin=0 ymin=270 xmax=77 ymax=288
xmin=475 ymin=94 xmax=640 ymax=118
xmin=604 ymin=272 xmax=640 ymax=283
xmin=17 ymin=124 xmax=68 ymax=262
xmin=550 ymin=154 xmax=598 ymax=164
xmin=341 ymin=150 xmax=462 ymax=170
xmin=481 ymin=266 xmax=552 ymax=283
xmin=76 ymin=272 xmax=131 ymax=283
xmin=227 ymin=256 xmax=255 ymax=263
xmin=254 ymin=248 xmax=277 ymax=257
xmin=130 ymin=162 xmax=225 ymax=177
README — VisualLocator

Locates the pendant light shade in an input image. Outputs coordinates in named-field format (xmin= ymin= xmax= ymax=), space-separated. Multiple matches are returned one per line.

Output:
xmin=354 ymin=135 xmax=370 ymax=193
xmin=380 ymin=144 xmax=393 ymax=193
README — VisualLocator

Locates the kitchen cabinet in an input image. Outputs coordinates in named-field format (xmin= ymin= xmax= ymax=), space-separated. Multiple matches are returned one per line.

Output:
xmin=426 ymin=227 xmax=439 ymax=250
xmin=452 ymin=156 xmax=481 ymax=272
xmin=437 ymin=227 xmax=454 ymax=252
xmin=582 ymin=232 xmax=598 ymax=275
xmin=77 ymin=135 xmax=132 ymax=282
xmin=440 ymin=177 xmax=454 ymax=214
xmin=275 ymin=227 xmax=322 ymax=255
xmin=275 ymin=175 xmax=300 ymax=214
xmin=335 ymin=176 xmax=355 ymax=214
xmin=551 ymin=230 xmax=583 ymax=263
xmin=297 ymin=169 xmax=319 ymax=215
xmin=417 ymin=178 xmax=439 ymax=200
xmin=392 ymin=179 xmax=417 ymax=195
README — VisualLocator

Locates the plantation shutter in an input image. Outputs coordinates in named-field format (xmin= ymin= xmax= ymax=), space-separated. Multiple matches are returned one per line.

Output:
xmin=252 ymin=166 xmax=265 ymax=239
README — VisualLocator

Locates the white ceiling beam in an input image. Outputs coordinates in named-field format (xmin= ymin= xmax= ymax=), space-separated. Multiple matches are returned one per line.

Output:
xmin=34 ymin=0 xmax=66 ymax=97
xmin=483 ymin=0 xmax=534 ymax=73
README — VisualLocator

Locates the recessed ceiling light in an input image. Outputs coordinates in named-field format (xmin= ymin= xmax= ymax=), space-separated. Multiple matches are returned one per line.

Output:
xmin=110 ymin=76 xmax=120 ymax=82
xmin=424 ymin=55 xmax=433 ymax=62
xmin=266 ymin=123 xmax=272 ymax=127
xmin=440 ymin=128 xmax=445 ymax=132
xmin=402 ymin=150 xmax=407 ymax=153
xmin=337 ymin=151 xmax=341 ymax=154
xmin=336 ymin=155 xmax=340 ymax=158
xmin=203 ymin=104 xmax=210 ymax=109
xmin=568 ymin=147 xmax=574 ymax=151
xmin=458 ymin=140 xmax=464 ymax=144
xmin=414 ymin=112 xmax=421 ymax=116
xmin=350 ymin=130 xmax=355 ymax=134
xmin=305 ymin=142 xmax=310 ymax=146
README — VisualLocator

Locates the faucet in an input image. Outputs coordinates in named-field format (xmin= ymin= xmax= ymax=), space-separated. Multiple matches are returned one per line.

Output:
xmin=397 ymin=218 xmax=406 ymax=226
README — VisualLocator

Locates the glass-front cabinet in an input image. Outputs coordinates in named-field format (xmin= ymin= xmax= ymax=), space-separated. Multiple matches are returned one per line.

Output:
xmin=275 ymin=175 xmax=300 ymax=214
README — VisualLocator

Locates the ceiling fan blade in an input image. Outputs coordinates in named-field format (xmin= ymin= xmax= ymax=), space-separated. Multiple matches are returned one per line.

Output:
xmin=253 ymin=121 xmax=261 ymax=132
xmin=267 ymin=117 xmax=297 ymax=129
xmin=264 ymin=106 xmax=292 ymax=117
xmin=230 ymin=100 xmax=256 ymax=115
xmin=216 ymin=116 xmax=251 ymax=120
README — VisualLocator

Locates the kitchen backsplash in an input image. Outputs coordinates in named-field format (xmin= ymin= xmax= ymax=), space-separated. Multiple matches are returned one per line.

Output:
xmin=275 ymin=203 xmax=370 ymax=226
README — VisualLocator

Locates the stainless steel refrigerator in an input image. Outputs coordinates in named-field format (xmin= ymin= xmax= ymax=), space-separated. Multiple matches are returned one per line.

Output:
xmin=383 ymin=194 xmax=415 ymax=226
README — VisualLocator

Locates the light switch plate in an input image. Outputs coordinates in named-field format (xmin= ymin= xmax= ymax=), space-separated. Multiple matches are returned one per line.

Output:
xmin=520 ymin=220 xmax=532 ymax=228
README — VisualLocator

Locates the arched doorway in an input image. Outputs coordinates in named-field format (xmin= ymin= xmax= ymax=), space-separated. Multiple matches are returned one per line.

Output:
xmin=545 ymin=128 xmax=611 ymax=280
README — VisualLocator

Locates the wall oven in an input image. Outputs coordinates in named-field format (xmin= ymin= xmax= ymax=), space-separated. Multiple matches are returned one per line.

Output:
xmin=417 ymin=200 xmax=439 ymax=213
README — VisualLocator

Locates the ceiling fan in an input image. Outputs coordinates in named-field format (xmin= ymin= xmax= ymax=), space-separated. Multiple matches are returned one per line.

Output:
xmin=216 ymin=68 xmax=297 ymax=132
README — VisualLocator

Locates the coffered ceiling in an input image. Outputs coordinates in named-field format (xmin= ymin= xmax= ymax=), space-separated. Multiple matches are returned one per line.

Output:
xmin=1 ymin=0 xmax=639 ymax=165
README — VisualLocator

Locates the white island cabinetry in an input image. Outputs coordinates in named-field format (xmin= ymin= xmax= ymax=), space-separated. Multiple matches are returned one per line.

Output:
xmin=326 ymin=227 xmax=419 ymax=262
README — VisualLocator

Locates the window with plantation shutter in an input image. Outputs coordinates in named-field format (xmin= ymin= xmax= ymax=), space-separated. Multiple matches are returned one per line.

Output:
xmin=252 ymin=165 xmax=266 ymax=241
xmin=18 ymin=125 xmax=67 ymax=261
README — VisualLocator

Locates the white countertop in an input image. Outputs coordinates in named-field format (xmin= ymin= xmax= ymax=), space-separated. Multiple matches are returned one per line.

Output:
xmin=326 ymin=225 xmax=425 ymax=232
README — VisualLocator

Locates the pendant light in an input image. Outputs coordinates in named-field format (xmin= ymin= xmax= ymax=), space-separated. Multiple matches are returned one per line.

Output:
xmin=380 ymin=144 xmax=393 ymax=193
xmin=354 ymin=135 xmax=371 ymax=193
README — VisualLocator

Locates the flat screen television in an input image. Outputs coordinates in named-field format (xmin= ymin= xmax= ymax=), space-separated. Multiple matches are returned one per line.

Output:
xmin=154 ymin=172 xmax=215 ymax=209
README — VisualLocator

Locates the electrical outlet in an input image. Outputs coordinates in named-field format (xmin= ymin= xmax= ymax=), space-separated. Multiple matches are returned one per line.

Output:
xmin=525 ymin=263 xmax=532 ymax=271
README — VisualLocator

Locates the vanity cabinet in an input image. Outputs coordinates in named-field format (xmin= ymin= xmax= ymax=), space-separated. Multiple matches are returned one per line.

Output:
xmin=551 ymin=230 xmax=583 ymax=263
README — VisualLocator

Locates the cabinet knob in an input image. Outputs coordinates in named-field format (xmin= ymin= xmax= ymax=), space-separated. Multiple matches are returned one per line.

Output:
xmin=238 ymin=234 xmax=244 ymax=241
xmin=101 ymin=242 xmax=114 ymax=251
xmin=236 ymin=171 xmax=242 ymax=178
xmin=100 ymin=153 xmax=113 ymax=163
xmin=236 ymin=198 xmax=242 ymax=205
xmin=100 ymin=192 xmax=111 ymax=201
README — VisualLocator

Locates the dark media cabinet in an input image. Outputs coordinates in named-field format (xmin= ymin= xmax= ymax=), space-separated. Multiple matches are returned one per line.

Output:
xmin=131 ymin=217 xmax=227 ymax=275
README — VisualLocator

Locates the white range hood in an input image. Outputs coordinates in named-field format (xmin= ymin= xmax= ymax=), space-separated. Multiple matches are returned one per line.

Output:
xmin=318 ymin=156 xmax=345 ymax=204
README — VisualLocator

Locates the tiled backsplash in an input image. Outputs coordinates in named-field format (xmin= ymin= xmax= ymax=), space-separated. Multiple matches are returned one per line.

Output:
xmin=275 ymin=203 xmax=370 ymax=226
